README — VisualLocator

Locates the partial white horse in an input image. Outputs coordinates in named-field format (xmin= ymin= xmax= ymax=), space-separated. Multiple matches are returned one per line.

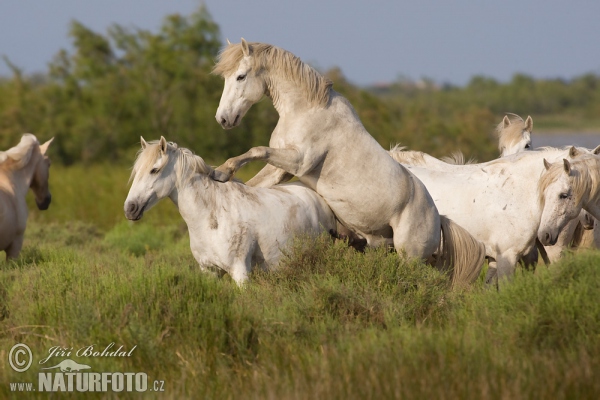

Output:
xmin=538 ymin=154 xmax=600 ymax=245
xmin=124 ymin=137 xmax=337 ymax=285
xmin=535 ymin=146 xmax=600 ymax=262
xmin=497 ymin=113 xmax=533 ymax=157
xmin=436 ymin=113 xmax=532 ymax=165
xmin=0 ymin=134 xmax=53 ymax=260
xmin=210 ymin=39 xmax=485 ymax=287
xmin=399 ymin=149 xmax=597 ymax=283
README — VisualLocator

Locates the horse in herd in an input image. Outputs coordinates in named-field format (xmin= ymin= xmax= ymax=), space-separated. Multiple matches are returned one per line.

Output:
xmin=0 ymin=134 xmax=53 ymax=259
xmin=4 ymin=39 xmax=599 ymax=290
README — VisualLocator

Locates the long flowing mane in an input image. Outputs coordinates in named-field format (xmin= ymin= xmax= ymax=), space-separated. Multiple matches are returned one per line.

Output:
xmin=388 ymin=144 xmax=476 ymax=165
xmin=387 ymin=144 xmax=426 ymax=165
xmin=538 ymin=155 xmax=600 ymax=208
xmin=213 ymin=41 xmax=333 ymax=108
xmin=440 ymin=151 xmax=477 ymax=165
xmin=131 ymin=141 xmax=214 ymax=186
xmin=496 ymin=113 xmax=528 ymax=152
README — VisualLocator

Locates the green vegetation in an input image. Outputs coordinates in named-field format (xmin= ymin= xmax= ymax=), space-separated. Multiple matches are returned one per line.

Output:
xmin=1 ymin=5 xmax=599 ymax=165
xmin=1 ymin=220 xmax=599 ymax=399
xmin=1 ymin=4 xmax=600 ymax=398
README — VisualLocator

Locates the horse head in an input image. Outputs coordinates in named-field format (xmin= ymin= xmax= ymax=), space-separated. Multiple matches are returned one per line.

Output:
xmin=214 ymin=38 xmax=266 ymax=129
xmin=31 ymin=138 xmax=53 ymax=210
xmin=498 ymin=114 xmax=533 ymax=157
xmin=125 ymin=136 xmax=177 ymax=221
xmin=538 ymin=158 xmax=588 ymax=246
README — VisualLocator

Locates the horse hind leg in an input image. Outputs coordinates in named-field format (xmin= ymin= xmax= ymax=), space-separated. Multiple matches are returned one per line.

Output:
xmin=391 ymin=212 xmax=440 ymax=261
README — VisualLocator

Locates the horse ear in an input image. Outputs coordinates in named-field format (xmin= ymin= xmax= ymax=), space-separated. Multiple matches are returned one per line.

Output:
xmin=563 ymin=159 xmax=571 ymax=174
xmin=140 ymin=137 xmax=148 ymax=149
xmin=592 ymin=145 xmax=600 ymax=155
xmin=543 ymin=158 xmax=551 ymax=170
xmin=159 ymin=136 xmax=167 ymax=153
xmin=525 ymin=116 xmax=533 ymax=131
xmin=39 ymin=137 xmax=54 ymax=155
xmin=569 ymin=146 xmax=580 ymax=158
xmin=503 ymin=115 xmax=511 ymax=128
xmin=226 ymin=38 xmax=232 ymax=45
xmin=241 ymin=38 xmax=251 ymax=56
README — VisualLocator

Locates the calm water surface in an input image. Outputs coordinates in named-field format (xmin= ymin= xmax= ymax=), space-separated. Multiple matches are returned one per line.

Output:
xmin=534 ymin=133 xmax=600 ymax=149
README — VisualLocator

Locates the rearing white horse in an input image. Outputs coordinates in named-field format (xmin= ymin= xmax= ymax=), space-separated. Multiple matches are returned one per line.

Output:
xmin=210 ymin=39 xmax=485 ymax=286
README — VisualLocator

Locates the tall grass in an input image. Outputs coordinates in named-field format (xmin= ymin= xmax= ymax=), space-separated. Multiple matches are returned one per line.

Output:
xmin=1 ymin=222 xmax=599 ymax=399
xmin=1 ymin=164 xmax=599 ymax=398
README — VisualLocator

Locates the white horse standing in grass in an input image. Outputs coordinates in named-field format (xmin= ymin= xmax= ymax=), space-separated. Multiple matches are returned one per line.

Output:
xmin=0 ymin=134 xmax=53 ymax=260
xmin=210 ymin=39 xmax=485 ymax=287
xmin=399 ymin=150 xmax=600 ymax=283
xmin=124 ymin=137 xmax=337 ymax=285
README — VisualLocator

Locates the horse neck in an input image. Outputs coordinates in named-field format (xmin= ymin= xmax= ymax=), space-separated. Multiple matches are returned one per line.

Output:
xmin=175 ymin=172 xmax=223 ymax=222
xmin=265 ymin=72 xmax=313 ymax=116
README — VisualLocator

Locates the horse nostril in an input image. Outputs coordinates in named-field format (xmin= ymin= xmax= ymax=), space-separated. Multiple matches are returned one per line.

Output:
xmin=126 ymin=202 xmax=137 ymax=215
xmin=233 ymin=114 xmax=240 ymax=126
xmin=545 ymin=233 xmax=551 ymax=243
xmin=221 ymin=118 xmax=228 ymax=126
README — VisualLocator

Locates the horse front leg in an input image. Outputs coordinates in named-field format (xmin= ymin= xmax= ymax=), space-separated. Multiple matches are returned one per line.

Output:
xmin=5 ymin=234 xmax=24 ymax=261
xmin=211 ymin=146 xmax=303 ymax=183
xmin=246 ymin=164 xmax=293 ymax=188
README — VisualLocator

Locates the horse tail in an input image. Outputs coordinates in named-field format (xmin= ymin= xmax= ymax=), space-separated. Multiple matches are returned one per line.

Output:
xmin=436 ymin=215 xmax=486 ymax=288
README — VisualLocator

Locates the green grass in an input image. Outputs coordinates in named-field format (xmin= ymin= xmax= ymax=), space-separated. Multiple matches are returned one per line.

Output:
xmin=1 ymin=164 xmax=599 ymax=398
xmin=1 ymin=222 xmax=600 ymax=399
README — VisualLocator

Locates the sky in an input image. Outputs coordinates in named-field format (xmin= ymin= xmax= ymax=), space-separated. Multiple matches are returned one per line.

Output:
xmin=1 ymin=0 xmax=599 ymax=87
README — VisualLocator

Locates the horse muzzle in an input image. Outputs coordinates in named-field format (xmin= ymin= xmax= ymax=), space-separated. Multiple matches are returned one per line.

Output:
xmin=124 ymin=201 xmax=145 ymax=221
xmin=36 ymin=194 xmax=51 ymax=210
xmin=216 ymin=112 xmax=240 ymax=130
xmin=539 ymin=231 xmax=558 ymax=246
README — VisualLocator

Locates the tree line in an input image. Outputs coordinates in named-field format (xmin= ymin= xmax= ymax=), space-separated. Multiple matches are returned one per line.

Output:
xmin=1 ymin=5 xmax=598 ymax=165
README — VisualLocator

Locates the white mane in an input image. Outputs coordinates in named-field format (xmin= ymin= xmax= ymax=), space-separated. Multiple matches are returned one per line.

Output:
xmin=213 ymin=41 xmax=333 ymax=108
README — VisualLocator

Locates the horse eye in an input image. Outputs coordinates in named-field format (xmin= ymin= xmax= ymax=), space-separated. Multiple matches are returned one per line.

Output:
xmin=236 ymin=74 xmax=247 ymax=81
xmin=559 ymin=193 xmax=568 ymax=199
xmin=525 ymin=144 xmax=531 ymax=149
xmin=150 ymin=168 xmax=159 ymax=174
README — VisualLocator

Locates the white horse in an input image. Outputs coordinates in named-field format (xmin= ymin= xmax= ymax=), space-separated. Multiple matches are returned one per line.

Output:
xmin=436 ymin=113 xmax=532 ymax=165
xmin=538 ymin=154 xmax=600 ymax=243
xmin=497 ymin=113 xmax=533 ymax=157
xmin=210 ymin=39 xmax=485 ymax=287
xmin=400 ymin=149 xmax=598 ymax=283
xmin=124 ymin=137 xmax=337 ymax=285
xmin=0 ymin=134 xmax=53 ymax=260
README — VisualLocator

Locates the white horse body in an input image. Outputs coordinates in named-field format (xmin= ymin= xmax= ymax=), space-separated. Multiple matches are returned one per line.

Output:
xmin=124 ymin=137 xmax=336 ymax=285
xmin=211 ymin=40 xmax=485 ymax=286
xmin=0 ymin=134 xmax=53 ymax=260
xmin=403 ymin=150 xmax=595 ymax=281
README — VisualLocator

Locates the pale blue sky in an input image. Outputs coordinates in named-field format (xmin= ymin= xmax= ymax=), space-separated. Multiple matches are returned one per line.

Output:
xmin=1 ymin=1 xmax=598 ymax=86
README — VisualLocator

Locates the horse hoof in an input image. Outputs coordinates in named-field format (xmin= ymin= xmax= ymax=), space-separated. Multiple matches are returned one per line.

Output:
xmin=210 ymin=169 xmax=231 ymax=183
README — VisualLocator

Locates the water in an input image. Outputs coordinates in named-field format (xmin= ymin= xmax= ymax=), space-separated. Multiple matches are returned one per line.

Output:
xmin=533 ymin=133 xmax=600 ymax=149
